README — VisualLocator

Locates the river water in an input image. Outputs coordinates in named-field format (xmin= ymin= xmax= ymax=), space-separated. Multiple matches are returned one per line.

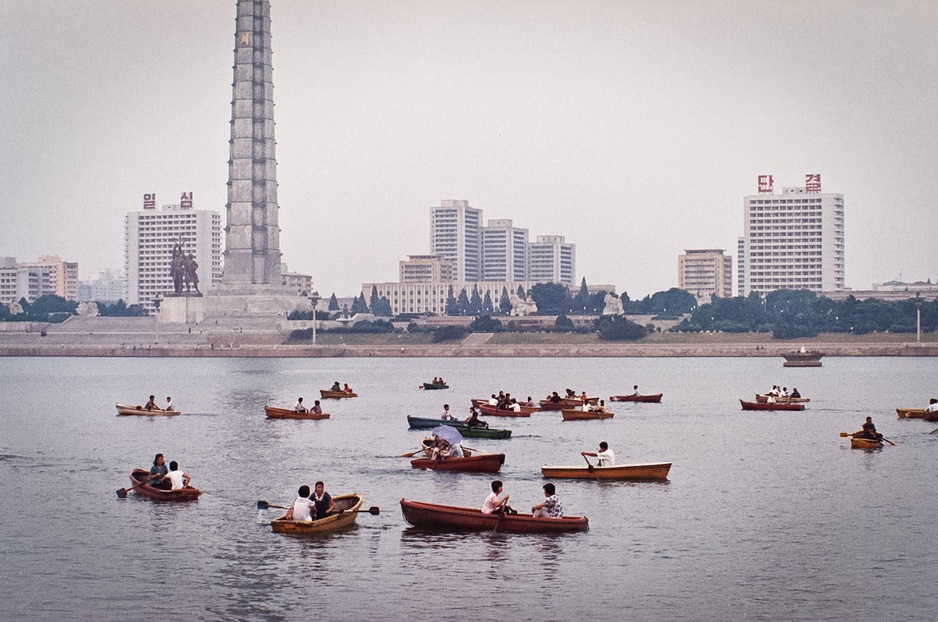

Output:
xmin=1 ymin=356 xmax=936 ymax=621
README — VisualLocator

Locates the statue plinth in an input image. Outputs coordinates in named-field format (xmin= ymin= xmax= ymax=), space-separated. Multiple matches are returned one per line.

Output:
xmin=163 ymin=292 xmax=203 ymax=298
xmin=158 ymin=294 xmax=205 ymax=325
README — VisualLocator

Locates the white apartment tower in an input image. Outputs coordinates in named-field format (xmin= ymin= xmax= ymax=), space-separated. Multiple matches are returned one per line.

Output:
xmin=481 ymin=219 xmax=529 ymax=282
xmin=679 ymin=249 xmax=733 ymax=300
xmin=740 ymin=174 xmax=845 ymax=296
xmin=528 ymin=235 xmax=576 ymax=287
xmin=125 ymin=193 xmax=222 ymax=312
xmin=430 ymin=200 xmax=482 ymax=282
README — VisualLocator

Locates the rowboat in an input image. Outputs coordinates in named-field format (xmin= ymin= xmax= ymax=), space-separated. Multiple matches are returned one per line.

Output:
xmin=755 ymin=394 xmax=810 ymax=404
xmin=422 ymin=382 xmax=449 ymax=390
xmin=541 ymin=461 xmax=671 ymax=480
xmin=271 ymin=494 xmax=362 ymax=534
xmin=116 ymin=404 xmax=180 ymax=416
xmin=540 ymin=397 xmax=598 ymax=411
xmin=783 ymin=351 xmax=823 ymax=367
xmin=410 ymin=453 xmax=505 ymax=473
xmin=128 ymin=469 xmax=201 ymax=501
xmin=561 ymin=409 xmax=614 ymax=421
xmin=739 ymin=399 xmax=805 ymax=411
xmin=265 ymin=406 xmax=330 ymax=420
xmin=320 ymin=389 xmax=357 ymax=399
xmin=609 ymin=393 xmax=663 ymax=403
xmin=850 ymin=436 xmax=884 ymax=449
xmin=400 ymin=499 xmax=588 ymax=533
xmin=406 ymin=416 xmax=512 ymax=439
xmin=477 ymin=404 xmax=533 ymax=418
xmin=896 ymin=407 xmax=926 ymax=419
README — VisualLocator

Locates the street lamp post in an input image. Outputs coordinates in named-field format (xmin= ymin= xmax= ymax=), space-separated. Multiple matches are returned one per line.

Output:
xmin=153 ymin=295 xmax=163 ymax=345
xmin=308 ymin=291 xmax=321 ymax=345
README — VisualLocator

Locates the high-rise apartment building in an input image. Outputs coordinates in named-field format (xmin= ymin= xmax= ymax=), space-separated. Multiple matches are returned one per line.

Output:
xmin=78 ymin=270 xmax=127 ymax=303
xmin=678 ymin=249 xmax=732 ymax=300
xmin=125 ymin=193 xmax=222 ymax=312
xmin=481 ymin=219 xmax=529 ymax=282
xmin=430 ymin=200 xmax=482 ymax=283
xmin=0 ymin=256 xmax=79 ymax=304
xmin=739 ymin=174 xmax=845 ymax=296
xmin=17 ymin=255 xmax=79 ymax=301
xmin=528 ymin=235 xmax=576 ymax=287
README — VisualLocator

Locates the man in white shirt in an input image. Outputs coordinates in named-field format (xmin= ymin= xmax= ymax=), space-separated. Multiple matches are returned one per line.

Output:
xmin=925 ymin=398 xmax=938 ymax=413
xmin=582 ymin=441 xmax=615 ymax=466
xmin=294 ymin=397 xmax=307 ymax=413
xmin=286 ymin=485 xmax=316 ymax=522
xmin=164 ymin=461 xmax=191 ymax=490
xmin=165 ymin=396 xmax=174 ymax=411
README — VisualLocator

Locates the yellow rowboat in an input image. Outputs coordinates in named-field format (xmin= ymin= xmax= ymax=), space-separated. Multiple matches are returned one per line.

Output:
xmin=850 ymin=437 xmax=883 ymax=449
xmin=271 ymin=493 xmax=363 ymax=534
xmin=116 ymin=403 xmax=180 ymax=416
xmin=896 ymin=408 xmax=926 ymax=419
xmin=541 ymin=462 xmax=671 ymax=480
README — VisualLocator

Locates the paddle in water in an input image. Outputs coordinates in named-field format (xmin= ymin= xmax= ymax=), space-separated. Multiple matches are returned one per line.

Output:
xmin=116 ymin=478 xmax=146 ymax=498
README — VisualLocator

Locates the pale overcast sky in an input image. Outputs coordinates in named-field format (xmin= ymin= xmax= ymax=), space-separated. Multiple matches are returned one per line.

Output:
xmin=2 ymin=1 xmax=936 ymax=298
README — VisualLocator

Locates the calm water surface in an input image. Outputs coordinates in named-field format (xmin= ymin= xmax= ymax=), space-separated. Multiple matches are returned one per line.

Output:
xmin=1 ymin=356 xmax=937 ymax=621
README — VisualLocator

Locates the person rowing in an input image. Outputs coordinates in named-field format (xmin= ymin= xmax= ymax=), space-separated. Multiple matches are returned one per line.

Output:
xmin=144 ymin=395 xmax=159 ymax=411
xmin=312 ymin=481 xmax=336 ymax=517
xmin=582 ymin=441 xmax=615 ymax=466
xmin=148 ymin=453 xmax=168 ymax=485
xmin=294 ymin=397 xmax=307 ymax=413
xmin=858 ymin=416 xmax=883 ymax=441
xmin=465 ymin=407 xmax=489 ymax=429
xmin=482 ymin=480 xmax=515 ymax=515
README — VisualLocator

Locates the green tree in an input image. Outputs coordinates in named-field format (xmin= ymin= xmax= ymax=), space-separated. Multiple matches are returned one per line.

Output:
xmin=482 ymin=291 xmax=494 ymax=315
xmin=554 ymin=314 xmax=575 ymax=331
xmin=498 ymin=287 xmax=512 ymax=315
xmin=596 ymin=315 xmax=647 ymax=340
xmin=470 ymin=315 xmax=502 ymax=332
xmin=456 ymin=288 xmax=470 ymax=316
xmin=328 ymin=293 xmax=339 ymax=311
xmin=528 ymin=283 xmax=571 ymax=315
xmin=445 ymin=285 xmax=457 ymax=315
xmin=571 ymin=278 xmax=591 ymax=313
xmin=469 ymin=285 xmax=483 ymax=315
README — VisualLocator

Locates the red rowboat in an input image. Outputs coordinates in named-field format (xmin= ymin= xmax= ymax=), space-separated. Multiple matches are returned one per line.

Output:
xmin=265 ymin=406 xmax=330 ymax=420
xmin=608 ymin=393 xmax=663 ymax=403
xmin=539 ymin=396 xmax=597 ymax=411
xmin=128 ymin=469 xmax=201 ymax=502
xmin=561 ymin=409 xmax=614 ymax=421
xmin=400 ymin=499 xmax=588 ymax=533
xmin=410 ymin=453 xmax=505 ymax=473
xmin=477 ymin=403 xmax=533 ymax=417
xmin=739 ymin=399 xmax=804 ymax=411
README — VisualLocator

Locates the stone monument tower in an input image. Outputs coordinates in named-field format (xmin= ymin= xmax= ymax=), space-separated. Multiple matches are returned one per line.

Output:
xmin=223 ymin=0 xmax=282 ymax=286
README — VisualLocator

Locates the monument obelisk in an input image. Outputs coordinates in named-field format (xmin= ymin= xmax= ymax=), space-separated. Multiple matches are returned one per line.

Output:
xmin=224 ymin=0 xmax=282 ymax=287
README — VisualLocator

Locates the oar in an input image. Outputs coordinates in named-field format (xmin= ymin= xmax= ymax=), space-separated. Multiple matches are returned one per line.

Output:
xmin=839 ymin=432 xmax=854 ymax=437
xmin=582 ymin=454 xmax=599 ymax=479
xmin=339 ymin=506 xmax=381 ymax=516
xmin=882 ymin=437 xmax=898 ymax=446
xmin=256 ymin=500 xmax=290 ymax=510
xmin=401 ymin=447 xmax=429 ymax=458
xmin=116 ymin=479 xmax=147 ymax=498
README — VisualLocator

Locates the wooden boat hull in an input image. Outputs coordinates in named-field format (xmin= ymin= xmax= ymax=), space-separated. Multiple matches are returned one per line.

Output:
xmin=609 ymin=394 xmax=663 ymax=403
xmin=541 ymin=461 xmax=671 ymax=480
xmin=739 ymin=399 xmax=804 ymax=411
xmin=561 ymin=409 xmax=614 ymax=421
xmin=539 ymin=397 xmax=596 ymax=411
xmin=755 ymin=394 xmax=810 ymax=404
xmin=116 ymin=404 xmax=180 ymax=416
xmin=271 ymin=494 xmax=362 ymax=534
xmin=265 ymin=406 xmax=330 ymax=420
xmin=129 ymin=469 xmax=201 ymax=501
xmin=410 ymin=453 xmax=505 ymax=473
xmin=422 ymin=383 xmax=449 ymax=390
xmin=320 ymin=390 xmax=357 ymax=399
xmin=477 ymin=404 xmax=533 ymax=417
xmin=400 ymin=499 xmax=588 ymax=533
xmin=406 ymin=416 xmax=512 ymax=438
xmin=896 ymin=408 xmax=926 ymax=419
xmin=850 ymin=436 xmax=883 ymax=449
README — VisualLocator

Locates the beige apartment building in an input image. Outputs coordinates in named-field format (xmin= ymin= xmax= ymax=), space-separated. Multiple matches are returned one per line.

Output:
xmin=678 ymin=249 xmax=733 ymax=300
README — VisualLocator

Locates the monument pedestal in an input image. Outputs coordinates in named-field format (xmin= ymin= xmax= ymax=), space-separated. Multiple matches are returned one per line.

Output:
xmin=159 ymin=294 xmax=205 ymax=325
xmin=204 ymin=285 xmax=309 ymax=316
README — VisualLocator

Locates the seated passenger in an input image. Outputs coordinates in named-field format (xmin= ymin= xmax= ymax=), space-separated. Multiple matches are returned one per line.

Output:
xmin=531 ymin=483 xmax=564 ymax=518
xmin=294 ymin=397 xmax=307 ymax=413
xmin=285 ymin=485 xmax=316 ymax=522
xmin=331 ymin=381 xmax=341 ymax=392
xmin=311 ymin=400 xmax=323 ymax=414
xmin=161 ymin=461 xmax=191 ymax=490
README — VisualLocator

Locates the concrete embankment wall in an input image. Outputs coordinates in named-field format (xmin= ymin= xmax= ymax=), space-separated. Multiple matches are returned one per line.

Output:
xmin=1 ymin=343 xmax=937 ymax=358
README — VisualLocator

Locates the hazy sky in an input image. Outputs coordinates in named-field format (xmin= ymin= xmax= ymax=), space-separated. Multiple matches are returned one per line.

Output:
xmin=2 ymin=1 xmax=936 ymax=298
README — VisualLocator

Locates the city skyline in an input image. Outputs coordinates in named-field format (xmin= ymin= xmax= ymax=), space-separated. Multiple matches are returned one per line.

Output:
xmin=2 ymin=1 xmax=936 ymax=299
